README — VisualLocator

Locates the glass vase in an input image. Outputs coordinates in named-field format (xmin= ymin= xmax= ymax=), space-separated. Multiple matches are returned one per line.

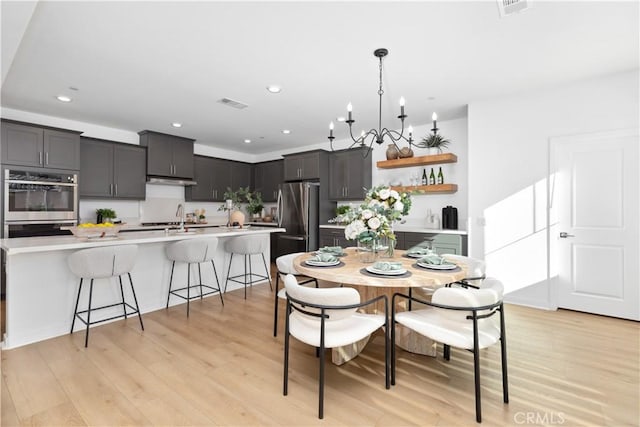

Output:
xmin=357 ymin=239 xmax=379 ymax=263
xmin=377 ymin=234 xmax=396 ymax=259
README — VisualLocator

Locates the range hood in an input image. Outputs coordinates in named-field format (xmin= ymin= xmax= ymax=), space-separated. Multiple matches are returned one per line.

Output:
xmin=147 ymin=176 xmax=197 ymax=186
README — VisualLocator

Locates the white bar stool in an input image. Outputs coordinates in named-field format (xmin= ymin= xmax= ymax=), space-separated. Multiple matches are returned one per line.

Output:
xmin=68 ymin=245 xmax=144 ymax=347
xmin=224 ymin=235 xmax=272 ymax=299
xmin=166 ymin=238 xmax=224 ymax=316
xmin=273 ymin=252 xmax=318 ymax=337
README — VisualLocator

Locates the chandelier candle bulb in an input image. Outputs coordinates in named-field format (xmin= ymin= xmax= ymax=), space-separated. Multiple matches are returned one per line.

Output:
xmin=347 ymin=102 xmax=353 ymax=122
xmin=400 ymin=97 xmax=405 ymax=116
xmin=432 ymin=112 xmax=438 ymax=131
xmin=329 ymin=121 xmax=334 ymax=137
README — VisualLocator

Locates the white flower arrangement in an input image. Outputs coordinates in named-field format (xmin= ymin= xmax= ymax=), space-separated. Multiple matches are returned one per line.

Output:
xmin=341 ymin=185 xmax=412 ymax=243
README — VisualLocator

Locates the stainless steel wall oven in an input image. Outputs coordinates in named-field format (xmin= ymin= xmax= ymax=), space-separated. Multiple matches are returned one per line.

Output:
xmin=3 ymin=168 xmax=77 ymax=237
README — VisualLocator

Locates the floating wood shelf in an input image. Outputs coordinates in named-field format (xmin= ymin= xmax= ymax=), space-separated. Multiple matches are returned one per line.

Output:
xmin=391 ymin=184 xmax=458 ymax=194
xmin=376 ymin=153 xmax=458 ymax=169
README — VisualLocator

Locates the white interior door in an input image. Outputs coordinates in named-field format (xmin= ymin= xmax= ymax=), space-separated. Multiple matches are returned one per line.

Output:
xmin=550 ymin=129 xmax=639 ymax=320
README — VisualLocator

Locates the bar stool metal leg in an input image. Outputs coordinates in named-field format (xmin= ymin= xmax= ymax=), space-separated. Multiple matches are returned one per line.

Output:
xmin=85 ymin=279 xmax=94 ymax=348
xmin=224 ymin=253 xmax=234 ymax=293
xmin=212 ymin=260 xmax=224 ymax=306
xmin=71 ymin=278 xmax=83 ymax=334
xmin=119 ymin=276 xmax=128 ymax=319
xmin=128 ymin=273 xmax=144 ymax=330
xmin=261 ymin=253 xmax=272 ymax=291
xmin=167 ymin=261 xmax=176 ymax=308
xmin=187 ymin=263 xmax=191 ymax=317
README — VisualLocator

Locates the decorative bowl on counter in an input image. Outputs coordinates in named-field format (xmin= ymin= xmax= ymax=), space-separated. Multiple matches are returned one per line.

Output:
xmin=70 ymin=223 xmax=123 ymax=239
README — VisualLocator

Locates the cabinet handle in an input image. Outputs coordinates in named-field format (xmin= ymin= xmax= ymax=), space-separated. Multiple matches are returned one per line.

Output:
xmin=39 ymin=152 xmax=42 ymax=165
xmin=110 ymin=184 xmax=113 ymax=195
xmin=45 ymin=152 xmax=49 ymax=165
xmin=114 ymin=184 xmax=118 ymax=196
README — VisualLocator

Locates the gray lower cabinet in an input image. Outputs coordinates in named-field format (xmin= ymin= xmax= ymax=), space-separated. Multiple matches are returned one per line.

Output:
xmin=139 ymin=130 xmax=194 ymax=179
xmin=1 ymin=120 xmax=80 ymax=170
xmin=396 ymin=231 xmax=467 ymax=255
xmin=329 ymin=148 xmax=372 ymax=200
xmin=319 ymin=228 xmax=352 ymax=248
xmin=283 ymin=150 xmax=326 ymax=181
xmin=252 ymin=160 xmax=283 ymax=202
xmin=80 ymin=138 xmax=146 ymax=199
xmin=186 ymin=156 xmax=252 ymax=202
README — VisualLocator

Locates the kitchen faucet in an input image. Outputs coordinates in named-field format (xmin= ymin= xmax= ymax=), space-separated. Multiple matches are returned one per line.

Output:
xmin=176 ymin=203 xmax=185 ymax=231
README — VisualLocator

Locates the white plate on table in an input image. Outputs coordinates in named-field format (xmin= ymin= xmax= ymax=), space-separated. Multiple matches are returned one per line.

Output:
xmin=416 ymin=262 xmax=457 ymax=270
xmin=305 ymin=259 xmax=340 ymax=267
xmin=366 ymin=266 xmax=407 ymax=276
xmin=406 ymin=252 xmax=429 ymax=258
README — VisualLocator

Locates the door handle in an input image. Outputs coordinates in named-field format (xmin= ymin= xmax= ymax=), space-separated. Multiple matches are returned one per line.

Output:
xmin=559 ymin=232 xmax=575 ymax=238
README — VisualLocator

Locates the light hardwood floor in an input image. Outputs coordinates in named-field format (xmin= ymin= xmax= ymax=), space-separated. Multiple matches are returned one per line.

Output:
xmin=1 ymin=275 xmax=638 ymax=426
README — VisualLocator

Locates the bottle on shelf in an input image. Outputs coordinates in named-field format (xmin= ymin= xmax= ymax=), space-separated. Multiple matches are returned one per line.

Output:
xmin=429 ymin=168 xmax=436 ymax=185
xmin=421 ymin=168 xmax=428 ymax=185
xmin=437 ymin=167 xmax=444 ymax=185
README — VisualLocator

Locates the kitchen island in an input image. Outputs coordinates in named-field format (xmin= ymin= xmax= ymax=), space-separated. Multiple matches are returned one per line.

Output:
xmin=1 ymin=226 xmax=284 ymax=349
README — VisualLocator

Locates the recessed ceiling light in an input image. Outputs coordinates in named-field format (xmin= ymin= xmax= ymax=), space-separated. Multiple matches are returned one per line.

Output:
xmin=244 ymin=139 xmax=252 ymax=144
xmin=56 ymin=95 xmax=72 ymax=103
xmin=281 ymin=129 xmax=291 ymax=134
xmin=266 ymin=85 xmax=281 ymax=94
xmin=336 ymin=116 xmax=346 ymax=122
xmin=171 ymin=122 xmax=182 ymax=128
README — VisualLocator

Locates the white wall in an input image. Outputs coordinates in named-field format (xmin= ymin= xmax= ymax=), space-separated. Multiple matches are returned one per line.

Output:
xmin=468 ymin=69 xmax=639 ymax=308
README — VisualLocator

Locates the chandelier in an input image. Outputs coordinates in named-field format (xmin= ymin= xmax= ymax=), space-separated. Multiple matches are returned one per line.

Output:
xmin=328 ymin=48 xmax=414 ymax=157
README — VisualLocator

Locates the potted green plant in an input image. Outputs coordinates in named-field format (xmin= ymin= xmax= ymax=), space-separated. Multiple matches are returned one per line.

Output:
xmin=218 ymin=187 xmax=243 ymax=212
xmin=96 ymin=208 xmax=116 ymax=224
xmin=419 ymin=133 xmax=451 ymax=154
xmin=245 ymin=190 xmax=264 ymax=219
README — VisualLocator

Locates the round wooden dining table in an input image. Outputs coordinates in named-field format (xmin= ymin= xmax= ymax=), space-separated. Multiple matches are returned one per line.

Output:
xmin=294 ymin=248 xmax=468 ymax=365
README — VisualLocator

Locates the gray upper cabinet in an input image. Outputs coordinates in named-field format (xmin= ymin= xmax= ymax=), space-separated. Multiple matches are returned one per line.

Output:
xmin=186 ymin=156 xmax=252 ymax=202
xmin=138 ymin=130 xmax=194 ymax=179
xmin=80 ymin=137 xmax=146 ymax=200
xmin=186 ymin=155 xmax=216 ymax=201
xmin=328 ymin=148 xmax=372 ymax=200
xmin=1 ymin=121 xmax=80 ymax=170
xmin=231 ymin=162 xmax=251 ymax=190
xmin=252 ymin=160 xmax=283 ymax=202
xmin=283 ymin=150 xmax=326 ymax=181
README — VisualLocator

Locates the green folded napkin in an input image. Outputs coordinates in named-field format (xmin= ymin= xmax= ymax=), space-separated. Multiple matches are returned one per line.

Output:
xmin=318 ymin=246 xmax=344 ymax=255
xmin=310 ymin=253 xmax=338 ymax=263
xmin=418 ymin=254 xmax=454 ymax=266
xmin=407 ymin=246 xmax=433 ymax=256
xmin=372 ymin=261 xmax=404 ymax=271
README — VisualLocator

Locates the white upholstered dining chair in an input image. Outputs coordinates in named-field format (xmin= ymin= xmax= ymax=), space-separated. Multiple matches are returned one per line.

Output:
xmin=391 ymin=277 xmax=509 ymax=423
xmin=282 ymin=274 xmax=389 ymax=419
xmin=273 ymin=252 xmax=318 ymax=337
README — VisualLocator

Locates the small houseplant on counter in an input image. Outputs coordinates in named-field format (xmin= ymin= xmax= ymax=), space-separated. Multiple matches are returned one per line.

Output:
xmin=245 ymin=190 xmax=264 ymax=219
xmin=95 ymin=208 xmax=116 ymax=224
xmin=344 ymin=185 xmax=412 ymax=260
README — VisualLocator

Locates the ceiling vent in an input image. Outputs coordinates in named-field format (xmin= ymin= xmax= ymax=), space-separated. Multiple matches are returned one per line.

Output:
xmin=497 ymin=0 xmax=530 ymax=17
xmin=217 ymin=97 xmax=249 ymax=109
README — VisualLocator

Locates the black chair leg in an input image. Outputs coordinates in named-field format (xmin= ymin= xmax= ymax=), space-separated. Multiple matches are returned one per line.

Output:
xmin=186 ymin=263 xmax=191 ymax=317
xmin=84 ymin=279 xmax=94 ymax=348
xmin=273 ymin=273 xmax=280 ymax=337
xmin=444 ymin=344 xmax=451 ymax=361
xmin=500 ymin=306 xmax=509 ymax=403
xmin=212 ymin=260 xmax=224 ymax=306
xmin=119 ymin=276 xmax=128 ymax=319
xmin=473 ymin=319 xmax=482 ymax=423
xmin=319 ymin=344 xmax=325 ymax=419
xmin=283 ymin=301 xmax=291 ymax=396
xmin=198 ymin=263 xmax=204 ymax=299
xmin=224 ymin=253 xmax=234 ymax=293
xmin=128 ymin=273 xmax=144 ymax=331
xmin=261 ymin=253 xmax=272 ymax=290
xmin=71 ymin=278 xmax=83 ymax=333
xmin=166 ymin=261 xmax=175 ymax=308
xmin=391 ymin=309 xmax=397 ymax=386
xmin=244 ymin=255 xmax=248 ymax=299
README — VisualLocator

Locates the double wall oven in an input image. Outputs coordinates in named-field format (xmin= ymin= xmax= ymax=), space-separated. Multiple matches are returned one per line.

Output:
xmin=3 ymin=168 xmax=78 ymax=238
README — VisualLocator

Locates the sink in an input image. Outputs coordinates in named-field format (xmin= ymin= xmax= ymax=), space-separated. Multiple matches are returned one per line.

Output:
xmin=168 ymin=229 xmax=198 ymax=235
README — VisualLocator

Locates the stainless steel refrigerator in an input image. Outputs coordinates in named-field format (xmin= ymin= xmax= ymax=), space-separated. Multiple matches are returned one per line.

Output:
xmin=276 ymin=182 xmax=320 ymax=257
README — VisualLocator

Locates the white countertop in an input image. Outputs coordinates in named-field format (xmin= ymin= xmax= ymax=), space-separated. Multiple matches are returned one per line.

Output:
xmin=320 ymin=224 xmax=467 ymax=235
xmin=1 ymin=226 xmax=285 ymax=255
